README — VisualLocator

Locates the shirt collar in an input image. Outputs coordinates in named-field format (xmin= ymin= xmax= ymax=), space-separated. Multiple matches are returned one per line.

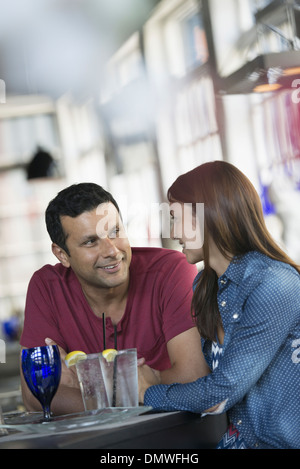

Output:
xmin=219 ymin=251 xmax=265 ymax=287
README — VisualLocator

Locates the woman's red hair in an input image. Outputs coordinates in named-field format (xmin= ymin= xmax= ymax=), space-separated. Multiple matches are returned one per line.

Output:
xmin=168 ymin=161 xmax=300 ymax=340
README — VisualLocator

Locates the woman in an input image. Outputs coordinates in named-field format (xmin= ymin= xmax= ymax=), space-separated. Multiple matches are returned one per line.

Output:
xmin=138 ymin=161 xmax=300 ymax=449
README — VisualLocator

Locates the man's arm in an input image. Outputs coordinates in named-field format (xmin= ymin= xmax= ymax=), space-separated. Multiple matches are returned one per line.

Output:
xmin=155 ymin=251 xmax=209 ymax=384
xmin=138 ymin=328 xmax=210 ymax=404
xmin=20 ymin=341 xmax=84 ymax=415
xmin=160 ymin=327 xmax=210 ymax=384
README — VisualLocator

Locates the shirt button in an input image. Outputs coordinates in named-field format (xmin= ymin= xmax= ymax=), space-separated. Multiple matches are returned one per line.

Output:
xmin=237 ymin=420 xmax=242 ymax=425
xmin=233 ymin=313 xmax=239 ymax=319
xmin=221 ymin=301 xmax=226 ymax=307
xmin=220 ymin=278 xmax=227 ymax=285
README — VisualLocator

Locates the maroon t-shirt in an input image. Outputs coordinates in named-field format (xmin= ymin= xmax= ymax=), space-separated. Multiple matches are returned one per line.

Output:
xmin=20 ymin=247 xmax=197 ymax=370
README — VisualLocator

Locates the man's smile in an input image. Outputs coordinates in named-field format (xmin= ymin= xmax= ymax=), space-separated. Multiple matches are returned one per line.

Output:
xmin=98 ymin=260 xmax=122 ymax=272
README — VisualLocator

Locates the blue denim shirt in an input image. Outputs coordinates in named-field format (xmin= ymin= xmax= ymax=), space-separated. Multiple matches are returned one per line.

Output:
xmin=144 ymin=252 xmax=300 ymax=449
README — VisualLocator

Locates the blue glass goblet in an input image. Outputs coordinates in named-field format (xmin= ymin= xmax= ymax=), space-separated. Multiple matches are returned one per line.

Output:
xmin=21 ymin=345 xmax=61 ymax=421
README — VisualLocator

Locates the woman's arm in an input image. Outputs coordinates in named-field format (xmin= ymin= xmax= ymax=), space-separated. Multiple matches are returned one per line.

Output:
xmin=139 ymin=270 xmax=300 ymax=413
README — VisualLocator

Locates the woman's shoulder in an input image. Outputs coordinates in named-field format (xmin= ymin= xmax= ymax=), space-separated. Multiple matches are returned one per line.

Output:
xmin=242 ymin=252 xmax=300 ymax=300
xmin=249 ymin=251 xmax=298 ymax=274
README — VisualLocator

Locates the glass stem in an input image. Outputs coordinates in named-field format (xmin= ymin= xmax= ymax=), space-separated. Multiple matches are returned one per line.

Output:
xmin=43 ymin=404 xmax=52 ymax=420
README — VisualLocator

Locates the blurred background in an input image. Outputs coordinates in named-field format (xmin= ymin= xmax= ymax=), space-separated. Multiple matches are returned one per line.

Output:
xmin=0 ymin=0 xmax=300 ymax=411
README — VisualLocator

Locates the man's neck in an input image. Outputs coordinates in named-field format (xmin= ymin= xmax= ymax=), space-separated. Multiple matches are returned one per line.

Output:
xmin=80 ymin=280 xmax=129 ymax=325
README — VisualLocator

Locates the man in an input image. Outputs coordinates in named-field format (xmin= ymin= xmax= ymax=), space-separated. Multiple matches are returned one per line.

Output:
xmin=20 ymin=183 xmax=207 ymax=414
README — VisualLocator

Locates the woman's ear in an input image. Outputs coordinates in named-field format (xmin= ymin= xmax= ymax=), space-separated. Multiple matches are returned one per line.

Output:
xmin=51 ymin=243 xmax=70 ymax=268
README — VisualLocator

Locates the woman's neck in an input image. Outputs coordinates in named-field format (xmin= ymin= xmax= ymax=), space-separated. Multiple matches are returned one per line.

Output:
xmin=208 ymin=240 xmax=232 ymax=277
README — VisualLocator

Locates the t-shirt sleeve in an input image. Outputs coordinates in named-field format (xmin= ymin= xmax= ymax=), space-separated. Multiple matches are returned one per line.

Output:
xmin=20 ymin=271 xmax=67 ymax=350
xmin=160 ymin=253 xmax=198 ymax=343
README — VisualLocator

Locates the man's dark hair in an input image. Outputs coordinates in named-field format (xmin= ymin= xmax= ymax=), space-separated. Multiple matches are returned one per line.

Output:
xmin=45 ymin=183 xmax=120 ymax=255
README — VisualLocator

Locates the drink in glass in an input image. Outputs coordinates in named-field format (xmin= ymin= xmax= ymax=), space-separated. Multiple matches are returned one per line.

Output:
xmin=100 ymin=348 xmax=138 ymax=407
xmin=76 ymin=353 xmax=109 ymax=411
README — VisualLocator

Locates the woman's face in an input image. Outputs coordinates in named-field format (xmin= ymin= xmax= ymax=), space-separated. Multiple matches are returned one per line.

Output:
xmin=170 ymin=202 xmax=204 ymax=264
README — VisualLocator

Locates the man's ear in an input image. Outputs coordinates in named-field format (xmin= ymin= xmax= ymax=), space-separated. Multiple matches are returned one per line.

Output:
xmin=51 ymin=243 xmax=70 ymax=268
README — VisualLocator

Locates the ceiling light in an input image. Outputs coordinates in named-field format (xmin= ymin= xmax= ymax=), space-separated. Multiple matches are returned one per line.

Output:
xmin=253 ymin=83 xmax=282 ymax=93
xmin=283 ymin=67 xmax=300 ymax=76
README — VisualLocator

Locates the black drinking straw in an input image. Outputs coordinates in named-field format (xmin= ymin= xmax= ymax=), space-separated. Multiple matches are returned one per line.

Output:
xmin=112 ymin=325 xmax=118 ymax=406
xmin=114 ymin=325 xmax=117 ymax=350
xmin=112 ymin=354 xmax=118 ymax=407
xmin=102 ymin=313 xmax=106 ymax=350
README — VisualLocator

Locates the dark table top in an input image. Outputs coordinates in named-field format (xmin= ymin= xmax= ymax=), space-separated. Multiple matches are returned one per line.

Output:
xmin=0 ymin=409 xmax=228 ymax=450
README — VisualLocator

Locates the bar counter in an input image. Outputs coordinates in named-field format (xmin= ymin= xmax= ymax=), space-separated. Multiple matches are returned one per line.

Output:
xmin=0 ymin=410 xmax=228 ymax=449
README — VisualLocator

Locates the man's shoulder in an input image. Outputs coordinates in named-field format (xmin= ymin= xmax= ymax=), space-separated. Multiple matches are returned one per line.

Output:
xmin=31 ymin=263 xmax=71 ymax=283
xmin=131 ymin=247 xmax=197 ymax=275
xmin=131 ymin=246 xmax=187 ymax=264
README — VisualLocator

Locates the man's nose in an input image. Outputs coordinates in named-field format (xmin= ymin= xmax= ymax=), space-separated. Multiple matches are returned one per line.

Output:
xmin=171 ymin=222 xmax=181 ymax=241
xmin=100 ymin=237 xmax=119 ymax=257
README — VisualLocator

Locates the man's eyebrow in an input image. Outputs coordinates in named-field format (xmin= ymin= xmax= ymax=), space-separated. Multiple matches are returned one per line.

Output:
xmin=79 ymin=234 xmax=98 ymax=243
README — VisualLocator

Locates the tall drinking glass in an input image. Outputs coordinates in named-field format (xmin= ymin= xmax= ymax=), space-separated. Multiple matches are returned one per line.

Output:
xmin=76 ymin=353 xmax=109 ymax=411
xmin=21 ymin=345 xmax=61 ymax=421
xmin=99 ymin=348 xmax=138 ymax=407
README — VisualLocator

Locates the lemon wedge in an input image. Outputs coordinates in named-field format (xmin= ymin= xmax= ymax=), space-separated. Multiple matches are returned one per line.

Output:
xmin=65 ymin=351 xmax=87 ymax=367
xmin=102 ymin=348 xmax=117 ymax=362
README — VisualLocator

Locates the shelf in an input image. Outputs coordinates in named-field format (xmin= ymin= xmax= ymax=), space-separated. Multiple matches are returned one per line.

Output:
xmin=0 ymin=162 xmax=26 ymax=173
xmin=0 ymin=95 xmax=55 ymax=119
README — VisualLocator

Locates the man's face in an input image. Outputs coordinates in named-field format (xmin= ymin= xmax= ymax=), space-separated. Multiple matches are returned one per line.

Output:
xmin=56 ymin=203 xmax=132 ymax=291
